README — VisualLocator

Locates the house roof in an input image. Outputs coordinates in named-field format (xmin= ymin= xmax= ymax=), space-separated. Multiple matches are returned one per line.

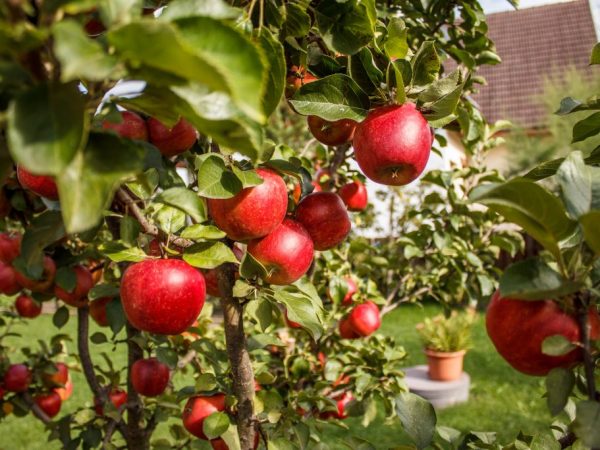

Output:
xmin=474 ymin=0 xmax=599 ymax=129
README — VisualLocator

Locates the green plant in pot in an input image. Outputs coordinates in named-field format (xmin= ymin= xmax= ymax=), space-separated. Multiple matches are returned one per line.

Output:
xmin=416 ymin=311 xmax=474 ymax=381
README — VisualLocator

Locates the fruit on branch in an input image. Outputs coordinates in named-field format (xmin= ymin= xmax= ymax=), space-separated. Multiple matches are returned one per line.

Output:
xmin=3 ymin=364 xmax=32 ymax=392
xmin=16 ymin=166 xmax=59 ymax=200
xmin=94 ymin=388 xmax=128 ymax=415
xmin=295 ymin=192 xmax=351 ymax=251
xmin=34 ymin=392 xmax=62 ymax=418
xmin=15 ymin=294 xmax=42 ymax=318
xmin=120 ymin=259 xmax=206 ymax=335
xmin=54 ymin=375 xmax=73 ymax=401
xmin=307 ymin=116 xmax=357 ymax=146
xmin=353 ymin=103 xmax=432 ymax=186
xmin=15 ymin=256 xmax=56 ymax=293
xmin=147 ymin=117 xmax=198 ymax=157
xmin=131 ymin=358 xmax=170 ymax=397
xmin=338 ymin=317 xmax=359 ymax=339
xmin=247 ymin=218 xmax=314 ymax=285
xmin=293 ymin=181 xmax=322 ymax=204
xmin=285 ymin=65 xmax=317 ymax=98
xmin=89 ymin=297 xmax=112 ymax=327
xmin=54 ymin=266 xmax=93 ymax=307
xmin=203 ymin=245 xmax=244 ymax=297
xmin=211 ymin=433 xmax=259 ymax=450
xmin=102 ymin=111 xmax=148 ymax=141
xmin=182 ymin=393 xmax=226 ymax=440
xmin=42 ymin=363 xmax=69 ymax=388
xmin=348 ymin=301 xmax=381 ymax=337
xmin=341 ymin=277 xmax=358 ymax=306
xmin=0 ymin=232 xmax=21 ymax=263
xmin=0 ymin=262 xmax=21 ymax=295
xmin=320 ymin=391 xmax=353 ymax=420
xmin=208 ymin=168 xmax=288 ymax=241
xmin=338 ymin=181 xmax=368 ymax=212
xmin=486 ymin=290 xmax=600 ymax=376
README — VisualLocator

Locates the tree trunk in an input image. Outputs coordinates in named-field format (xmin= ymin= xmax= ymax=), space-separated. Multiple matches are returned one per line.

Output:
xmin=125 ymin=323 xmax=150 ymax=450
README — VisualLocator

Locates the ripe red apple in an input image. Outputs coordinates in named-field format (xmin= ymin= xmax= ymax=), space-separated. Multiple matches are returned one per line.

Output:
xmin=211 ymin=433 xmax=259 ymax=450
xmin=208 ymin=168 xmax=288 ymax=241
xmin=131 ymin=358 xmax=170 ymax=397
xmin=295 ymin=192 xmax=351 ymax=251
xmin=0 ymin=232 xmax=21 ymax=263
xmin=94 ymin=388 xmax=128 ymax=415
xmin=339 ymin=317 xmax=359 ymax=339
xmin=34 ymin=392 xmax=62 ymax=418
xmin=120 ymin=259 xmax=206 ymax=335
xmin=486 ymin=291 xmax=600 ymax=376
xmin=293 ymin=181 xmax=322 ymax=204
xmin=15 ymin=256 xmax=56 ymax=293
xmin=3 ymin=364 xmax=32 ymax=392
xmin=16 ymin=166 xmax=59 ymax=200
xmin=54 ymin=375 xmax=73 ymax=401
xmin=102 ymin=111 xmax=148 ymax=141
xmin=0 ymin=262 xmax=21 ymax=295
xmin=338 ymin=181 xmax=368 ymax=212
xmin=307 ymin=116 xmax=357 ymax=146
xmin=348 ymin=301 xmax=381 ymax=337
xmin=247 ymin=219 xmax=314 ymax=285
xmin=341 ymin=277 xmax=358 ymax=306
xmin=353 ymin=103 xmax=432 ymax=186
xmin=89 ymin=297 xmax=112 ymax=327
xmin=147 ymin=117 xmax=197 ymax=157
xmin=285 ymin=65 xmax=318 ymax=98
xmin=42 ymin=362 xmax=69 ymax=388
xmin=54 ymin=265 xmax=93 ymax=307
xmin=182 ymin=393 xmax=226 ymax=440
xmin=320 ymin=391 xmax=353 ymax=419
xmin=15 ymin=294 xmax=42 ymax=318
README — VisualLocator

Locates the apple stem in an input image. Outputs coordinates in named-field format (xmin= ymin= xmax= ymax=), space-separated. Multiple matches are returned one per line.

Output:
xmin=575 ymin=292 xmax=598 ymax=402
xmin=217 ymin=261 xmax=257 ymax=450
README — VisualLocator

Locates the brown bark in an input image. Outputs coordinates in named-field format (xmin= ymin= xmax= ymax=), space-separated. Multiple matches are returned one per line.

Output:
xmin=125 ymin=323 xmax=150 ymax=450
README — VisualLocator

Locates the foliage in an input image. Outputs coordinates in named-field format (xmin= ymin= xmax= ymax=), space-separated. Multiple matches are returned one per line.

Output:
xmin=416 ymin=311 xmax=474 ymax=352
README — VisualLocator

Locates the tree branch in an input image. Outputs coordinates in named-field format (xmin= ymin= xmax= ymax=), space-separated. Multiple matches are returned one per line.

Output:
xmin=22 ymin=392 xmax=51 ymax=424
xmin=125 ymin=323 xmax=150 ymax=449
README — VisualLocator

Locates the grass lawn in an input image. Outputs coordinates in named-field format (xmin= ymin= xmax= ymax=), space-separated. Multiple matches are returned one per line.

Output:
xmin=0 ymin=303 xmax=550 ymax=449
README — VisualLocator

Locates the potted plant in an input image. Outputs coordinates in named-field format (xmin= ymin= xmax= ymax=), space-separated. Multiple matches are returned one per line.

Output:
xmin=416 ymin=311 xmax=474 ymax=381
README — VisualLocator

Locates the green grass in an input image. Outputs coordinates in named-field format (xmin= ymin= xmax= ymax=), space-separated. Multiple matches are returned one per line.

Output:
xmin=0 ymin=303 xmax=550 ymax=449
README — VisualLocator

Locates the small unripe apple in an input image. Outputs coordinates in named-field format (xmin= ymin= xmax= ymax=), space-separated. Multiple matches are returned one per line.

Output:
xmin=0 ymin=262 xmax=21 ymax=296
xmin=89 ymin=297 xmax=112 ymax=327
xmin=54 ymin=266 xmax=93 ymax=307
xmin=94 ymin=388 xmax=128 ymax=415
xmin=3 ymin=364 xmax=32 ymax=392
xmin=34 ymin=392 xmax=62 ymax=418
xmin=120 ymin=259 xmax=206 ymax=335
xmin=0 ymin=233 xmax=21 ymax=263
xmin=42 ymin=362 xmax=69 ymax=388
xmin=208 ymin=168 xmax=288 ymax=241
xmin=15 ymin=256 xmax=56 ymax=293
xmin=102 ymin=111 xmax=148 ymax=140
xmin=147 ymin=117 xmax=197 ymax=157
xmin=338 ymin=181 xmax=368 ymax=212
xmin=353 ymin=103 xmax=432 ymax=186
xmin=307 ymin=116 xmax=357 ymax=146
xmin=15 ymin=294 xmax=42 ymax=318
xmin=54 ymin=375 xmax=73 ymax=401
xmin=339 ymin=317 xmax=359 ymax=339
xmin=320 ymin=391 xmax=353 ymax=419
xmin=348 ymin=301 xmax=381 ymax=337
xmin=131 ymin=358 xmax=170 ymax=397
xmin=247 ymin=219 xmax=314 ymax=285
xmin=182 ymin=394 xmax=226 ymax=440
xmin=295 ymin=192 xmax=351 ymax=251
xmin=16 ymin=166 xmax=59 ymax=200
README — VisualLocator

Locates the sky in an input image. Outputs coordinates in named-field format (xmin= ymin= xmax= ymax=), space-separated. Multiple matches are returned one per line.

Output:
xmin=480 ymin=0 xmax=575 ymax=13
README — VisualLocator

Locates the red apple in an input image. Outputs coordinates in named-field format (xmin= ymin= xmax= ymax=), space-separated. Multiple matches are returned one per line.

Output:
xmin=182 ymin=393 xmax=226 ymax=440
xmin=320 ymin=391 xmax=353 ymax=419
xmin=102 ymin=111 xmax=148 ymax=141
xmin=15 ymin=294 xmax=42 ymax=318
xmin=15 ymin=256 xmax=56 ymax=293
xmin=54 ymin=266 xmax=93 ymax=307
xmin=131 ymin=358 xmax=170 ymax=397
xmin=208 ymin=168 xmax=288 ymax=241
xmin=353 ymin=103 xmax=432 ymax=186
xmin=307 ymin=116 xmax=357 ymax=146
xmin=338 ymin=181 xmax=368 ymax=212
xmin=42 ymin=362 xmax=69 ymax=388
xmin=293 ymin=181 xmax=322 ymax=204
xmin=120 ymin=259 xmax=206 ymax=335
xmin=0 ymin=262 xmax=21 ymax=295
xmin=34 ymin=392 xmax=62 ymax=418
xmin=348 ymin=301 xmax=381 ymax=337
xmin=54 ymin=375 xmax=73 ymax=401
xmin=341 ymin=277 xmax=358 ymax=306
xmin=16 ymin=166 xmax=59 ymax=200
xmin=486 ymin=291 xmax=600 ymax=376
xmin=94 ymin=388 xmax=128 ymax=415
xmin=285 ymin=65 xmax=318 ymax=98
xmin=295 ymin=192 xmax=351 ymax=251
xmin=147 ymin=117 xmax=197 ymax=157
xmin=89 ymin=297 xmax=112 ymax=327
xmin=339 ymin=318 xmax=359 ymax=339
xmin=0 ymin=233 xmax=21 ymax=263
xmin=3 ymin=364 xmax=32 ymax=392
xmin=247 ymin=219 xmax=314 ymax=285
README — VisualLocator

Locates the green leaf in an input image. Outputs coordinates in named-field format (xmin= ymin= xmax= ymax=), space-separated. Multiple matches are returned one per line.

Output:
xmin=556 ymin=151 xmax=591 ymax=218
xmin=572 ymin=112 xmax=600 ymax=143
xmin=239 ymin=251 xmax=268 ymax=279
xmin=120 ymin=215 xmax=141 ymax=247
xmin=231 ymin=167 xmax=263 ymax=189
xmin=183 ymin=242 xmax=238 ymax=269
xmin=411 ymin=41 xmax=440 ymax=87
xmin=289 ymin=74 xmax=370 ymax=121
xmin=159 ymin=0 xmax=239 ymax=20
xmin=283 ymin=2 xmax=311 ymax=37
xmin=259 ymin=29 xmax=285 ymax=117
xmin=268 ymin=438 xmax=295 ymax=450
xmin=531 ymin=434 xmax=560 ymax=450
xmin=99 ymin=0 xmax=143 ymax=26
xmin=590 ymin=42 xmax=600 ymax=65
xmin=90 ymin=332 xmax=108 ymax=344
xmin=53 ymin=306 xmax=70 ymax=329
xmin=384 ymin=18 xmax=408 ymax=59
xmin=196 ymin=373 xmax=217 ymax=391
xmin=573 ymin=401 xmax=600 ymax=447
xmin=197 ymin=155 xmax=243 ymax=199
xmin=155 ymin=187 xmax=206 ymax=223
xmin=18 ymin=211 xmax=65 ymax=272
xmin=88 ymin=283 xmax=120 ymax=301
xmin=180 ymin=224 xmax=226 ymax=240
xmin=153 ymin=205 xmax=186 ymax=234
xmin=396 ymin=392 xmax=437 ymax=449
xmin=53 ymin=20 xmax=121 ymax=82
xmin=106 ymin=298 xmax=126 ymax=334
xmin=271 ymin=285 xmax=324 ymax=340
xmin=202 ymin=412 xmax=230 ymax=440
xmin=499 ymin=258 xmax=583 ymax=300
xmin=155 ymin=347 xmax=179 ymax=369
xmin=7 ymin=82 xmax=86 ymax=175
xmin=220 ymin=425 xmax=241 ymax=450
xmin=349 ymin=47 xmax=384 ymax=95
xmin=99 ymin=241 xmax=148 ymax=262
xmin=55 ymin=267 xmax=77 ymax=293
xmin=545 ymin=368 xmax=575 ymax=416
xmin=580 ymin=211 xmax=600 ymax=254
xmin=542 ymin=335 xmax=577 ymax=356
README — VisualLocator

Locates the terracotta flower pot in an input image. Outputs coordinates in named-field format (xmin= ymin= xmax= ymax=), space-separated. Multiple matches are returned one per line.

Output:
xmin=424 ymin=349 xmax=466 ymax=381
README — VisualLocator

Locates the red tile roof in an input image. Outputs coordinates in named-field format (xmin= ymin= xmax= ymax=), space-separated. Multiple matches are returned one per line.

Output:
xmin=474 ymin=0 xmax=599 ymax=128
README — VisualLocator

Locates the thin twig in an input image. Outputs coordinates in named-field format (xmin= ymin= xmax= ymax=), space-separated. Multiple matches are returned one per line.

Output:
xmin=22 ymin=392 xmax=51 ymax=424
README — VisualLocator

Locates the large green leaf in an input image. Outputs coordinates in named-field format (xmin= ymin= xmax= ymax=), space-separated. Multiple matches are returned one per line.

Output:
xmin=556 ymin=151 xmax=591 ymax=218
xmin=271 ymin=284 xmax=324 ymax=340
xmin=573 ymin=401 xmax=600 ymax=447
xmin=580 ymin=210 xmax=600 ymax=254
xmin=411 ymin=41 xmax=440 ymax=87
xmin=396 ymin=392 xmax=436 ymax=450
xmin=591 ymin=42 xmax=600 ymax=65
xmin=289 ymin=74 xmax=370 ymax=121
xmin=259 ymin=29 xmax=286 ymax=117
xmin=183 ymin=242 xmax=238 ymax=269
xmin=197 ymin=154 xmax=243 ymax=199
xmin=7 ymin=82 xmax=86 ymax=175
xmin=202 ymin=412 xmax=230 ymax=440
xmin=159 ymin=0 xmax=239 ymax=20
xmin=57 ymin=132 xmax=146 ymax=233
xmin=155 ymin=187 xmax=206 ymax=223
xmin=99 ymin=0 xmax=143 ymax=26
xmin=18 ymin=211 xmax=65 ymax=274
xmin=283 ymin=2 xmax=311 ymax=37
xmin=384 ymin=18 xmax=408 ymax=60
xmin=572 ymin=111 xmax=600 ymax=143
